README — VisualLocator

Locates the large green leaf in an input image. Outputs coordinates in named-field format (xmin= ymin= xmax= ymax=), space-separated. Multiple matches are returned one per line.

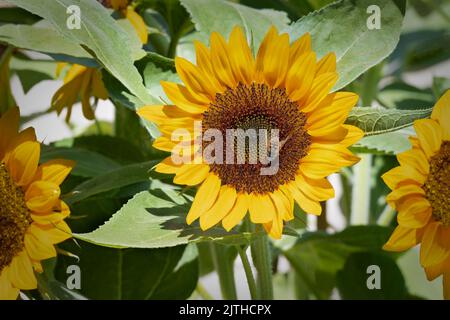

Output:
xmin=180 ymin=0 xmax=290 ymax=49
xmin=346 ymin=106 xmax=432 ymax=136
xmin=336 ymin=252 xmax=408 ymax=299
xmin=7 ymin=0 xmax=154 ymax=104
xmin=40 ymin=146 xmax=121 ymax=178
xmin=54 ymin=241 xmax=198 ymax=300
xmin=287 ymin=0 xmax=405 ymax=91
xmin=352 ymin=128 xmax=413 ymax=155
xmin=0 ymin=24 xmax=93 ymax=64
xmin=283 ymin=226 xmax=394 ymax=299
xmin=74 ymin=189 xmax=263 ymax=249
xmin=64 ymin=161 xmax=159 ymax=205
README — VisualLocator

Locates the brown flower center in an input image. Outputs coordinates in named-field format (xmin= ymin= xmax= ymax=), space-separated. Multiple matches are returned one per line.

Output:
xmin=424 ymin=141 xmax=450 ymax=227
xmin=0 ymin=162 xmax=31 ymax=273
xmin=202 ymin=83 xmax=311 ymax=194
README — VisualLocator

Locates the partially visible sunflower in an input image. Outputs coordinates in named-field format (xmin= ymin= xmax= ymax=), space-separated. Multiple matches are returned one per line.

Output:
xmin=383 ymin=90 xmax=450 ymax=299
xmin=108 ymin=0 xmax=148 ymax=44
xmin=51 ymin=63 xmax=108 ymax=122
xmin=0 ymin=107 xmax=74 ymax=300
xmin=138 ymin=26 xmax=363 ymax=239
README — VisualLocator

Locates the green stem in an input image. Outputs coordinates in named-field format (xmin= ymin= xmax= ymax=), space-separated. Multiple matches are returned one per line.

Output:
xmin=350 ymin=153 xmax=372 ymax=225
xmin=237 ymin=246 xmax=258 ymax=299
xmin=250 ymin=231 xmax=274 ymax=300
xmin=195 ymin=283 xmax=214 ymax=300
xmin=210 ymin=243 xmax=237 ymax=300
xmin=377 ymin=205 xmax=396 ymax=226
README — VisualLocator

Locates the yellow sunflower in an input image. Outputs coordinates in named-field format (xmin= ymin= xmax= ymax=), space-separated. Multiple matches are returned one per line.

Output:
xmin=138 ymin=26 xmax=363 ymax=239
xmin=51 ymin=63 xmax=108 ymax=122
xmin=383 ymin=90 xmax=450 ymax=299
xmin=0 ymin=107 xmax=74 ymax=300
xmin=109 ymin=0 xmax=148 ymax=44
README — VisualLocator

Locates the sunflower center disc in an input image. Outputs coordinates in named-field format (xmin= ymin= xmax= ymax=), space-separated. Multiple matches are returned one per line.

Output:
xmin=424 ymin=141 xmax=450 ymax=227
xmin=0 ymin=162 xmax=31 ymax=272
xmin=202 ymin=82 xmax=311 ymax=194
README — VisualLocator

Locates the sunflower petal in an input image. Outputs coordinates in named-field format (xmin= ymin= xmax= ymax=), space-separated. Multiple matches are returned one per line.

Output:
xmin=186 ymin=174 xmax=221 ymax=224
xmin=200 ymin=186 xmax=237 ymax=230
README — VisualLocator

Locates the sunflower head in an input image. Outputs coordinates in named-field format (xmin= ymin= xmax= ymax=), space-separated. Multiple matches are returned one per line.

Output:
xmin=382 ymin=90 xmax=450 ymax=299
xmin=51 ymin=63 xmax=109 ymax=122
xmin=138 ymin=26 xmax=363 ymax=239
xmin=0 ymin=107 xmax=74 ymax=300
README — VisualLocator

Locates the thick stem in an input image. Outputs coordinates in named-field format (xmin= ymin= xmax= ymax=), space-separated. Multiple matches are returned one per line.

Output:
xmin=250 ymin=232 xmax=274 ymax=300
xmin=351 ymin=153 xmax=373 ymax=225
xmin=237 ymin=246 xmax=258 ymax=299
xmin=209 ymin=243 xmax=237 ymax=300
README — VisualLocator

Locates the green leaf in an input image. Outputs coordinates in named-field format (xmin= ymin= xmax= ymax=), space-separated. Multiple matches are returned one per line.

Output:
xmin=8 ymin=0 xmax=154 ymax=104
xmin=54 ymin=241 xmax=198 ymax=299
xmin=180 ymin=0 xmax=290 ymax=49
xmin=40 ymin=146 xmax=121 ymax=178
xmin=10 ymin=56 xmax=56 ymax=94
xmin=336 ymin=252 xmax=407 ymax=299
xmin=346 ymin=106 xmax=432 ymax=136
xmin=283 ymin=226 xmax=394 ymax=299
xmin=0 ymin=24 xmax=95 ymax=66
xmin=351 ymin=128 xmax=413 ymax=155
xmin=74 ymin=189 xmax=264 ymax=249
xmin=64 ymin=161 xmax=159 ymax=205
xmin=0 ymin=6 xmax=41 ymax=24
xmin=287 ymin=0 xmax=405 ymax=91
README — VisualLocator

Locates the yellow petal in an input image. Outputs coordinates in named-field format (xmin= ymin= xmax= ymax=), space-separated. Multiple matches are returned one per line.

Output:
xmin=200 ymin=186 xmax=237 ymax=230
xmin=90 ymin=69 xmax=109 ymax=99
xmin=386 ymin=184 xmax=425 ymax=207
xmin=34 ymin=159 xmax=75 ymax=186
xmin=307 ymin=92 xmax=359 ymax=136
xmin=222 ymin=193 xmax=249 ymax=231
xmin=431 ymin=89 xmax=450 ymax=139
xmin=0 ymin=270 xmax=19 ymax=300
xmin=126 ymin=7 xmax=148 ymax=44
xmin=420 ymin=222 xmax=450 ymax=267
xmin=424 ymin=260 xmax=446 ymax=281
xmin=316 ymin=52 xmax=337 ymax=75
xmin=397 ymin=198 xmax=432 ymax=228
xmin=6 ymin=141 xmax=40 ymax=186
xmin=24 ymin=231 xmax=56 ymax=261
xmin=173 ymin=163 xmax=209 ymax=186
xmin=397 ymin=147 xmax=429 ymax=176
xmin=7 ymin=251 xmax=37 ymax=290
xmin=209 ymin=32 xmax=237 ymax=88
xmin=414 ymin=119 xmax=443 ymax=159
xmin=383 ymin=225 xmax=423 ymax=252
xmin=154 ymin=156 xmax=182 ymax=174
xmin=286 ymin=181 xmax=322 ymax=215
xmin=248 ymin=193 xmax=276 ymax=223
xmin=300 ymin=72 xmax=339 ymax=113
xmin=227 ymin=26 xmax=255 ymax=85
xmin=175 ymin=57 xmax=218 ymax=100
xmin=286 ymin=52 xmax=316 ymax=101
xmin=382 ymin=165 xmax=426 ymax=190
xmin=259 ymin=33 xmax=290 ymax=88
xmin=289 ymin=32 xmax=311 ymax=63
xmin=25 ymin=181 xmax=60 ymax=213
xmin=161 ymin=82 xmax=209 ymax=114
xmin=186 ymin=174 xmax=221 ymax=224
xmin=295 ymin=175 xmax=335 ymax=202
xmin=36 ymin=221 xmax=72 ymax=244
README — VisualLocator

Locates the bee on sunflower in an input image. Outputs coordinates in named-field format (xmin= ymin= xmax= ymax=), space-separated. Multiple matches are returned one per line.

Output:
xmin=0 ymin=107 xmax=74 ymax=300
xmin=138 ymin=26 xmax=364 ymax=239
xmin=383 ymin=90 xmax=450 ymax=299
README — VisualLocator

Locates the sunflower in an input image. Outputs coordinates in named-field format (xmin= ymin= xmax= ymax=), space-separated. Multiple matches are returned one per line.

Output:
xmin=109 ymin=0 xmax=148 ymax=44
xmin=138 ymin=26 xmax=363 ymax=239
xmin=51 ymin=63 xmax=108 ymax=122
xmin=0 ymin=107 xmax=74 ymax=300
xmin=383 ymin=90 xmax=450 ymax=299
